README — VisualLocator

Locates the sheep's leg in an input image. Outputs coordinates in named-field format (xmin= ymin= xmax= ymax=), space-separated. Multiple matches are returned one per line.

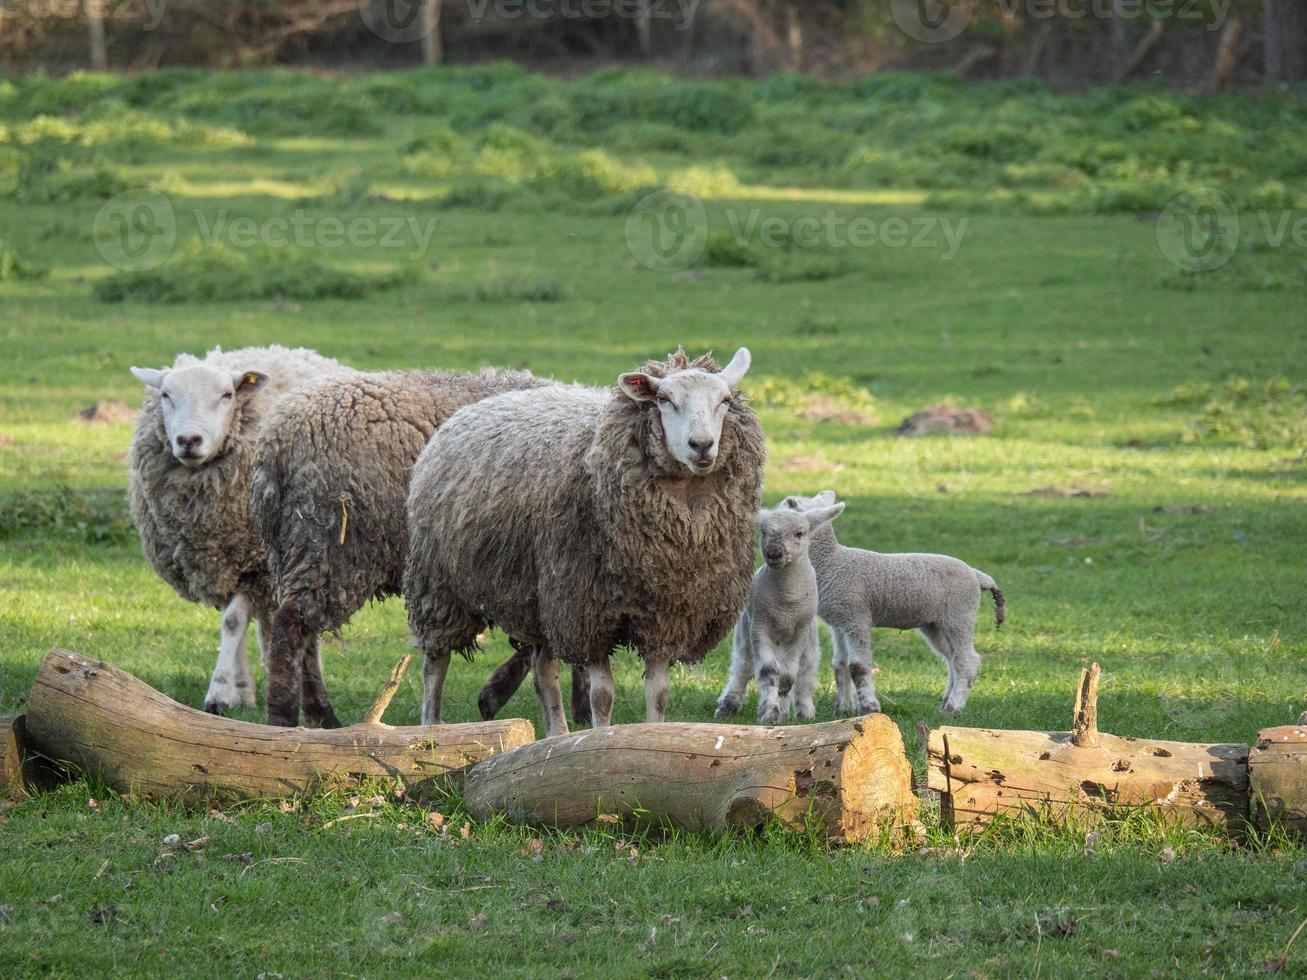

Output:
xmin=755 ymin=639 xmax=793 ymax=726
xmin=840 ymin=623 xmax=881 ymax=715
xmin=831 ymin=626 xmax=856 ymax=716
xmin=643 ymin=658 xmax=671 ymax=723
xmin=477 ymin=643 xmax=533 ymax=721
xmin=570 ymin=665 xmax=592 ymax=727
xmin=300 ymin=637 xmax=341 ymax=729
xmin=530 ymin=648 xmax=569 ymax=738
xmin=715 ymin=614 xmax=753 ymax=719
xmin=266 ymin=596 xmax=307 ymax=727
xmin=922 ymin=624 xmax=980 ymax=717
xmin=587 ymin=658 xmax=616 ymax=728
xmin=792 ymin=621 xmax=820 ymax=721
xmin=256 ymin=614 xmax=272 ymax=673
xmin=205 ymin=593 xmax=255 ymax=715
xmin=421 ymin=650 xmax=452 ymax=725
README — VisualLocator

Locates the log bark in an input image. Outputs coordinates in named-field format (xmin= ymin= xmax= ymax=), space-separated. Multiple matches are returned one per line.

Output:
xmin=24 ymin=649 xmax=534 ymax=803
xmin=2 ymin=714 xmax=29 ymax=800
xmin=1250 ymin=724 xmax=1307 ymax=834
xmin=463 ymin=714 xmax=917 ymax=843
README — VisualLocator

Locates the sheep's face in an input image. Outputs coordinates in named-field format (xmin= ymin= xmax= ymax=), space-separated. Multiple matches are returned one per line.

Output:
xmin=758 ymin=501 xmax=843 ymax=569
xmin=618 ymin=347 xmax=751 ymax=476
xmin=780 ymin=490 xmax=839 ymax=513
xmin=131 ymin=364 xmax=268 ymax=467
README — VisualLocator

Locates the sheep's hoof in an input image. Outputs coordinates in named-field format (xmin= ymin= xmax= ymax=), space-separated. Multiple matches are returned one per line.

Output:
xmin=714 ymin=698 xmax=741 ymax=719
xmin=203 ymin=700 xmax=229 ymax=717
xmin=940 ymin=702 xmax=965 ymax=718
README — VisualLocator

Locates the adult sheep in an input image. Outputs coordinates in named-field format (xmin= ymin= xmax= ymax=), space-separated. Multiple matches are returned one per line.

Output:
xmin=127 ymin=345 xmax=347 ymax=715
xmin=405 ymin=348 xmax=765 ymax=737
xmin=250 ymin=367 xmax=559 ymax=728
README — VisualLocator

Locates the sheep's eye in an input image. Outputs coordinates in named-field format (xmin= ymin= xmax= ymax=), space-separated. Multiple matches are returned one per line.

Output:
xmin=160 ymin=392 xmax=171 ymax=402
xmin=656 ymin=393 xmax=671 ymax=406
xmin=221 ymin=392 xmax=233 ymax=401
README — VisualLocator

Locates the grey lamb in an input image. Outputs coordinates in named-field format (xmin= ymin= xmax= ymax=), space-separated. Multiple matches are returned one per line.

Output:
xmin=715 ymin=501 xmax=845 ymax=725
xmin=127 ymin=345 xmax=347 ymax=715
xmin=250 ymin=367 xmax=550 ymax=727
xmin=775 ymin=490 xmax=1004 ymax=716
xmin=405 ymin=348 xmax=766 ymax=738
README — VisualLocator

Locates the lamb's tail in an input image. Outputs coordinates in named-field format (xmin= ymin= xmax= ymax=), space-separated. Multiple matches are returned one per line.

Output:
xmin=975 ymin=570 xmax=1006 ymax=628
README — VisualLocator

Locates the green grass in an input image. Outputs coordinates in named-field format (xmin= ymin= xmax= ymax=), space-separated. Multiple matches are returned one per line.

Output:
xmin=2 ymin=66 xmax=1306 ymax=975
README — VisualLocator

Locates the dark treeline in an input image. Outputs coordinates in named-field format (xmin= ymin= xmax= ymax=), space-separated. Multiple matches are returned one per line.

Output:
xmin=1 ymin=1 xmax=1304 ymax=88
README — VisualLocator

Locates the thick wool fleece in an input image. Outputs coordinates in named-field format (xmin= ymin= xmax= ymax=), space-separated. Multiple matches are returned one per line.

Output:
xmin=252 ymin=368 xmax=547 ymax=634
xmin=127 ymin=345 xmax=345 ymax=612
xmin=405 ymin=351 xmax=767 ymax=677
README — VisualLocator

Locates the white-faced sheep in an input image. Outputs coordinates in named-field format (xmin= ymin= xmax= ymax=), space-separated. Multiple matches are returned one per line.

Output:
xmin=127 ymin=345 xmax=347 ymax=715
xmin=714 ymin=501 xmax=844 ymax=725
xmin=404 ymin=348 xmax=766 ymax=738
xmin=772 ymin=490 xmax=1005 ymax=716
xmin=250 ymin=367 xmax=553 ymax=727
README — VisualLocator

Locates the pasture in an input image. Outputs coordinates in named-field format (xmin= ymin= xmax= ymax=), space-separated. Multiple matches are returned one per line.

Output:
xmin=1 ymin=67 xmax=1305 ymax=975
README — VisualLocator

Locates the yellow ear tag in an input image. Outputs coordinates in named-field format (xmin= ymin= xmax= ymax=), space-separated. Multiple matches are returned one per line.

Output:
xmin=244 ymin=373 xmax=260 ymax=386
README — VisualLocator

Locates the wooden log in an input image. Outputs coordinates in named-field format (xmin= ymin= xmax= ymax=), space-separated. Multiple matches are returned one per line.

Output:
xmin=927 ymin=664 xmax=1249 ymax=830
xmin=463 ymin=714 xmax=917 ymax=843
xmin=2 ymin=714 xmax=29 ymax=800
xmin=24 ymin=649 xmax=534 ymax=803
xmin=1250 ymin=724 xmax=1307 ymax=835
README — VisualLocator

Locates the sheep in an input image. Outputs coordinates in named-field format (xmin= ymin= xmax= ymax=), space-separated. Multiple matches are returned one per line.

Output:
xmin=773 ymin=490 xmax=1005 ymax=716
xmin=250 ymin=367 xmax=558 ymax=727
xmin=127 ymin=345 xmax=347 ymax=716
xmin=404 ymin=347 xmax=765 ymax=738
xmin=714 ymin=501 xmax=845 ymax=725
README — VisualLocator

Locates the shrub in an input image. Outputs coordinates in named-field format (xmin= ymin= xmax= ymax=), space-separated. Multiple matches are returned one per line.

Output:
xmin=0 ymin=486 xmax=132 ymax=545
xmin=454 ymin=275 xmax=565 ymax=303
xmin=0 ymin=240 xmax=48 ymax=281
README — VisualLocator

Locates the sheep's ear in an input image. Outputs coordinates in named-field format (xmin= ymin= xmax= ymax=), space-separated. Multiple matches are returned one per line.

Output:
xmin=618 ymin=371 xmax=661 ymax=402
xmin=232 ymin=370 xmax=269 ymax=396
xmin=816 ymin=490 xmax=838 ymax=505
xmin=131 ymin=366 xmax=167 ymax=389
xmin=718 ymin=347 xmax=751 ymax=388
xmin=805 ymin=502 xmax=844 ymax=528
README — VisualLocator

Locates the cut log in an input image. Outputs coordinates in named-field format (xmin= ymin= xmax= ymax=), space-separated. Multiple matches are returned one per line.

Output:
xmin=463 ymin=714 xmax=917 ymax=843
xmin=927 ymin=664 xmax=1249 ymax=830
xmin=24 ymin=649 xmax=534 ymax=803
xmin=2 ymin=714 xmax=29 ymax=800
xmin=1250 ymin=724 xmax=1307 ymax=835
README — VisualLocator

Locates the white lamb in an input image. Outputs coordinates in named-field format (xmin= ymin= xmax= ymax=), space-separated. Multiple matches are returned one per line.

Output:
xmin=715 ymin=501 xmax=845 ymax=725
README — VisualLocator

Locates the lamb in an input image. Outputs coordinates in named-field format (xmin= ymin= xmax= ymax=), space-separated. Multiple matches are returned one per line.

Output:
xmin=772 ymin=490 xmax=1005 ymax=716
xmin=250 ymin=367 xmax=557 ymax=728
xmin=714 ymin=502 xmax=845 ymax=725
xmin=404 ymin=347 xmax=766 ymax=738
xmin=127 ymin=345 xmax=347 ymax=716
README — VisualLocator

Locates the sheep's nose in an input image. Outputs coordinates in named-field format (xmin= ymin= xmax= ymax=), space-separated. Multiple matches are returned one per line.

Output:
xmin=175 ymin=434 xmax=202 ymax=455
xmin=688 ymin=436 xmax=715 ymax=454
xmin=764 ymin=547 xmax=783 ymax=561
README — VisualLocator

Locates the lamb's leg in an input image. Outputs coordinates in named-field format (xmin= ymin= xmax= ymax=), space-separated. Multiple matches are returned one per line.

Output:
xmin=792 ymin=621 xmax=820 ymax=721
xmin=715 ymin=614 xmax=753 ymax=718
xmin=831 ymin=625 xmax=856 ymax=716
xmin=477 ymin=643 xmax=533 ymax=720
xmin=266 ymin=596 xmax=307 ymax=727
xmin=421 ymin=650 xmax=452 ymax=725
xmin=587 ymin=658 xmax=615 ymax=728
xmin=205 ymin=593 xmax=255 ymax=714
xmin=530 ymin=648 xmax=569 ymax=738
xmin=643 ymin=658 xmax=671 ymax=723
xmin=839 ymin=623 xmax=881 ymax=715
xmin=922 ymin=623 xmax=980 ymax=717
xmin=755 ymin=640 xmax=793 ymax=726
xmin=256 ymin=614 xmax=272 ymax=673
xmin=570 ymin=665 xmax=592 ymax=727
xmin=300 ymin=637 xmax=341 ymax=729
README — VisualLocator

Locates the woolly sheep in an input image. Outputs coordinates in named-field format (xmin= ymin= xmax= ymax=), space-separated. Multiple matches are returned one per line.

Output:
xmin=127 ymin=345 xmax=347 ymax=715
xmin=715 ymin=501 xmax=845 ymax=725
xmin=250 ymin=367 xmax=550 ymax=727
xmin=774 ymin=490 xmax=1005 ymax=716
xmin=405 ymin=348 xmax=765 ymax=737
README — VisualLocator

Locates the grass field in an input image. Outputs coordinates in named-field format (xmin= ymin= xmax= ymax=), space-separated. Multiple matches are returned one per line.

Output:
xmin=1 ymin=67 xmax=1306 ymax=976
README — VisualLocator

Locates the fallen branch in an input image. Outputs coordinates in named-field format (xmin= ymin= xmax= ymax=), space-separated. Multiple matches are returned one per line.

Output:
xmin=361 ymin=654 xmax=410 ymax=725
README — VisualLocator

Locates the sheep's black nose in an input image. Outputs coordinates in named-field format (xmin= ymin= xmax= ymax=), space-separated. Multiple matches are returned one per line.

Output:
xmin=688 ymin=437 xmax=715 ymax=454
xmin=176 ymin=434 xmax=202 ymax=454
xmin=764 ymin=547 xmax=783 ymax=561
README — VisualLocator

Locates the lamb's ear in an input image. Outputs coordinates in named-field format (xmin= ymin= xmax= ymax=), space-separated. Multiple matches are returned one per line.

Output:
xmin=618 ymin=371 xmax=661 ymax=402
xmin=718 ymin=347 xmax=751 ymax=388
xmin=816 ymin=490 xmax=838 ymax=505
xmin=805 ymin=502 xmax=844 ymax=528
xmin=232 ymin=370 xmax=269 ymax=396
xmin=130 ymin=366 xmax=167 ymax=389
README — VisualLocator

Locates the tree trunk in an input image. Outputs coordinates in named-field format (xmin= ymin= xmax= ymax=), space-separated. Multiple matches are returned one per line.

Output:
xmin=24 ymin=649 xmax=534 ymax=803
xmin=1250 ymin=724 xmax=1307 ymax=834
xmin=420 ymin=0 xmax=442 ymax=66
xmin=463 ymin=714 xmax=918 ymax=843
xmin=1264 ymin=0 xmax=1307 ymax=82
xmin=87 ymin=0 xmax=107 ymax=71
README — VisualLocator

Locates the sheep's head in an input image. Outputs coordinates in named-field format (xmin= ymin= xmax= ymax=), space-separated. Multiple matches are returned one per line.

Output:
xmin=780 ymin=489 xmax=839 ymax=513
xmin=130 ymin=363 xmax=268 ymax=467
xmin=618 ymin=347 xmax=751 ymax=476
xmin=758 ymin=500 xmax=843 ymax=569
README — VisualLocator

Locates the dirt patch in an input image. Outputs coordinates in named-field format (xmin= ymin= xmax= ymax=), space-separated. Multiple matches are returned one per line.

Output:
xmin=1019 ymin=485 xmax=1112 ymax=499
xmin=76 ymin=400 xmax=137 ymax=425
xmin=778 ymin=455 xmax=845 ymax=474
xmin=801 ymin=395 xmax=877 ymax=426
xmin=894 ymin=404 xmax=992 ymax=436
